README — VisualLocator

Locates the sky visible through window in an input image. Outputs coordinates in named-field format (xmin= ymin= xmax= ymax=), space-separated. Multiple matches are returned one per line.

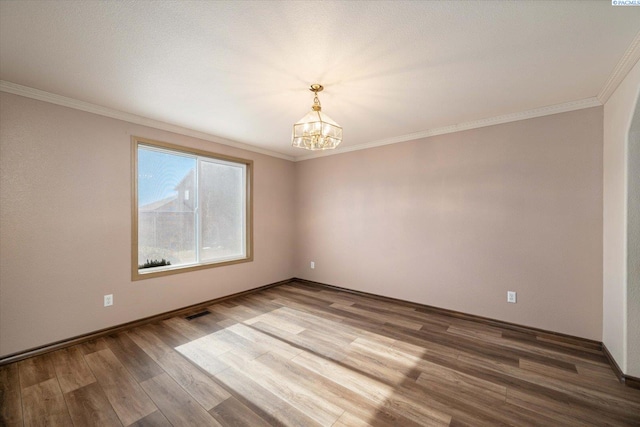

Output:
xmin=138 ymin=148 xmax=195 ymax=207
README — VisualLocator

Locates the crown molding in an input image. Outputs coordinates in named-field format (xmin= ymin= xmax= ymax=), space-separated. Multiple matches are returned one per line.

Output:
xmin=598 ymin=30 xmax=640 ymax=104
xmin=0 ymin=80 xmax=603 ymax=164
xmin=0 ymin=81 xmax=296 ymax=162
xmin=294 ymin=97 xmax=602 ymax=162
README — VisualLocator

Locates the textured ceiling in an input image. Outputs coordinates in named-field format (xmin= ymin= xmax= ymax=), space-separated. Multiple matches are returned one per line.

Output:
xmin=1 ymin=1 xmax=639 ymax=160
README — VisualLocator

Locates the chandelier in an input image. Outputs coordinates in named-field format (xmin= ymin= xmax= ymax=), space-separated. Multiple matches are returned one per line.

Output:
xmin=292 ymin=84 xmax=342 ymax=150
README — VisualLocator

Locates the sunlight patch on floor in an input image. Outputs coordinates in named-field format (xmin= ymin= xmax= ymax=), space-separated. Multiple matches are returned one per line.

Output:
xmin=174 ymin=306 xmax=451 ymax=426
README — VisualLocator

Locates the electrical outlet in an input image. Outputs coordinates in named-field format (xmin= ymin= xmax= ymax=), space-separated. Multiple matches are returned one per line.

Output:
xmin=507 ymin=291 xmax=516 ymax=303
xmin=310 ymin=261 xmax=315 ymax=269
xmin=104 ymin=294 xmax=113 ymax=307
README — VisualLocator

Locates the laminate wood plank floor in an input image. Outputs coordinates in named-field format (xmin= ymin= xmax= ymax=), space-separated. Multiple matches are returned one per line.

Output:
xmin=2 ymin=281 xmax=639 ymax=426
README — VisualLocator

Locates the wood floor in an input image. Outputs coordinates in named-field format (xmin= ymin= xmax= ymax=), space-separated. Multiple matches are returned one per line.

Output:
xmin=2 ymin=281 xmax=639 ymax=426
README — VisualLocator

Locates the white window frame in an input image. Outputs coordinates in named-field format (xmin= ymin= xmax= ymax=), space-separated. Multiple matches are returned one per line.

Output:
xmin=132 ymin=136 xmax=253 ymax=281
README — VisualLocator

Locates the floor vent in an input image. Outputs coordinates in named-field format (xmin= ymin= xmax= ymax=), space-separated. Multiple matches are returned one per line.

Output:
xmin=185 ymin=310 xmax=211 ymax=320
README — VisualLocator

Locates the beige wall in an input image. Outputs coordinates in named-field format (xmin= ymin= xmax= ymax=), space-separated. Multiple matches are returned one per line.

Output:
xmin=0 ymin=93 xmax=296 ymax=357
xmin=628 ymin=94 xmax=640 ymax=378
xmin=603 ymin=59 xmax=640 ymax=376
xmin=0 ymin=91 xmax=608 ymax=357
xmin=295 ymin=107 xmax=604 ymax=340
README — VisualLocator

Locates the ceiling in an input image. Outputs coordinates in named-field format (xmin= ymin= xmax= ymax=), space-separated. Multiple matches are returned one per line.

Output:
xmin=1 ymin=1 xmax=639 ymax=161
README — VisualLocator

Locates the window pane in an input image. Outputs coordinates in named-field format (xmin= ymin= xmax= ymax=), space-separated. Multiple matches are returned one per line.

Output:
xmin=133 ymin=137 xmax=252 ymax=280
xmin=199 ymin=159 xmax=245 ymax=262
xmin=138 ymin=148 xmax=196 ymax=268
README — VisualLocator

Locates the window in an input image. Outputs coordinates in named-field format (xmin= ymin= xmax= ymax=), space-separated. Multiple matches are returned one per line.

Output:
xmin=132 ymin=137 xmax=252 ymax=280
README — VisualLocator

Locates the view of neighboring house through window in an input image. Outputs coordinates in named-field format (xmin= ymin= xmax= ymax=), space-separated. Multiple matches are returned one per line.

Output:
xmin=133 ymin=137 xmax=252 ymax=279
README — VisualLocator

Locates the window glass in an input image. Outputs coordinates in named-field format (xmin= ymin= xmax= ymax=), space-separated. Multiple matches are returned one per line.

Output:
xmin=199 ymin=159 xmax=245 ymax=262
xmin=133 ymin=138 xmax=251 ymax=280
